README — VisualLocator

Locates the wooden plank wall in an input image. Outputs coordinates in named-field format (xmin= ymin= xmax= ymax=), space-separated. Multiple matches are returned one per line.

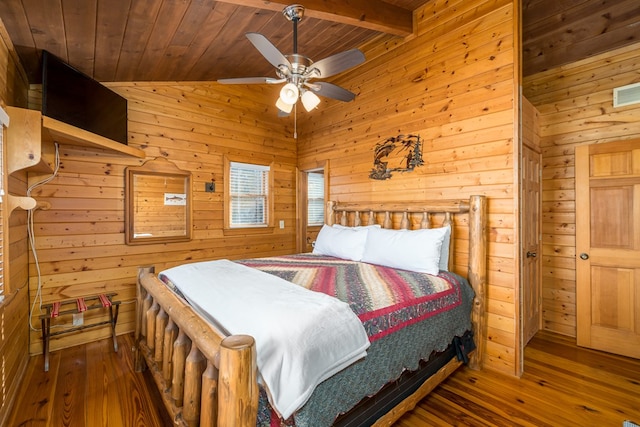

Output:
xmin=523 ymin=42 xmax=640 ymax=337
xmin=0 ymin=17 xmax=30 ymax=426
xmin=26 ymin=82 xmax=298 ymax=354
xmin=298 ymin=0 xmax=519 ymax=375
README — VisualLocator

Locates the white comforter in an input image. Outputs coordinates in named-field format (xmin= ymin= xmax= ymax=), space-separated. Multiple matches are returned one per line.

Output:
xmin=159 ymin=259 xmax=370 ymax=419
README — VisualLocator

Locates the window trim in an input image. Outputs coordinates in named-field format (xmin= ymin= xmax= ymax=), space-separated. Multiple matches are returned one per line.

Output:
xmin=224 ymin=156 xmax=274 ymax=233
xmin=0 ymin=106 xmax=9 ymax=304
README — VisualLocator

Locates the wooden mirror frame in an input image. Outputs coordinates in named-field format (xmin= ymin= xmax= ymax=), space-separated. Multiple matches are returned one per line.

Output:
xmin=125 ymin=157 xmax=192 ymax=245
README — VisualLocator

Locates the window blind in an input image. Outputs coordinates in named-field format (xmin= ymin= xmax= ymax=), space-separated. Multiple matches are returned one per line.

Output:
xmin=307 ymin=172 xmax=324 ymax=226
xmin=229 ymin=162 xmax=269 ymax=227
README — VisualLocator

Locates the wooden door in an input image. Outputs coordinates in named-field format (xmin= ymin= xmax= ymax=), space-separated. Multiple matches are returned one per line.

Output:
xmin=522 ymin=145 xmax=542 ymax=346
xmin=575 ymin=139 xmax=640 ymax=359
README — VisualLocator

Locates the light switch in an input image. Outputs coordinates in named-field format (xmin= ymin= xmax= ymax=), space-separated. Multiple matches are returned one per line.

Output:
xmin=279 ymin=220 xmax=285 ymax=229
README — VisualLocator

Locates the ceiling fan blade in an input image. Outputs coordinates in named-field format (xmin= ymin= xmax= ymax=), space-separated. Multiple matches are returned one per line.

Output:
xmin=218 ymin=77 xmax=284 ymax=84
xmin=310 ymin=82 xmax=357 ymax=102
xmin=308 ymin=49 xmax=365 ymax=79
xmin=246 ymin=32 xmax=291 ymax=70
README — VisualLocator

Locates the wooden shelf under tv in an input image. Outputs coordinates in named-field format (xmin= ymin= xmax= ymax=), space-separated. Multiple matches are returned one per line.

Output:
xmin=42 ymin=115 xmax=145 ymax=159
xmin=6 ymin=106 xmax=52 ymax=175
xmin=7 ymin=107 xmax=145 ymax=178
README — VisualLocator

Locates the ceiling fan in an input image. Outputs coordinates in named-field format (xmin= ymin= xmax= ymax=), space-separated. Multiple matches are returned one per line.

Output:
xmin=218 ymin=4 xmax=365 ymax=115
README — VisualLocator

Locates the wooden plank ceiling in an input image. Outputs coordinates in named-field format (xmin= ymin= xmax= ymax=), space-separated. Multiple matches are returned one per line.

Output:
xmin=0 ymin=0 xmax=638 ymax=84
xmin=0 ymin=0 xmax=421 ymax=83
xmin=522 ymin=0 xmax=640 ymax=77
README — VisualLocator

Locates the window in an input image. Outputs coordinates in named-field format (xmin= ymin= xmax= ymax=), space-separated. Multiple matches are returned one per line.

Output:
xmin=307 ymin=172 xmax=325 ymax=226
xmin=228 ymin=161 xmax=271 ymax=228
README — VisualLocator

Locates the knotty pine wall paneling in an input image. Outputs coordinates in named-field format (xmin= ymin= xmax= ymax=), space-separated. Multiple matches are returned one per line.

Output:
xmin=523 ymin=42 xmax=640 ymax=337
xmin=27 ymin=81 xmax=297 ymax=355
xmin=298 ymin=0 xmax=520 ymax=376
xmin=0 ymin=16 xmax=30 ymax=425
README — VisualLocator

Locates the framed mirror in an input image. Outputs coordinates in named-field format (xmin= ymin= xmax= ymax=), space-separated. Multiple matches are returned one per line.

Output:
xmin=125 ymin=157 xmax=192 ymax=245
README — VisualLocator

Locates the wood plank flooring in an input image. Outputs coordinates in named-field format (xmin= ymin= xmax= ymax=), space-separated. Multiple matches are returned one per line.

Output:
xmin=7 ymin=331 xmax=640 ymax=426
xmin=8 ymin=333 xmax=172 ymax=427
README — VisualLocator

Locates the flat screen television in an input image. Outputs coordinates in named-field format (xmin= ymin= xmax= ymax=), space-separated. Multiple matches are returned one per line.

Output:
xmin=41 ymin=50 xmax=128 ymax=145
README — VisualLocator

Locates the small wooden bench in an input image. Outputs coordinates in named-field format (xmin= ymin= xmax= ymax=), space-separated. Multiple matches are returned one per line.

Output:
xmin=39 ymin=293 xmax=120 ymax=371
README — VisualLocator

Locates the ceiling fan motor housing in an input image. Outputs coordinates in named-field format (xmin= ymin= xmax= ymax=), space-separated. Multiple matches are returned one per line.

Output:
xmin=282 ymin=54 xmax=315 ymax=85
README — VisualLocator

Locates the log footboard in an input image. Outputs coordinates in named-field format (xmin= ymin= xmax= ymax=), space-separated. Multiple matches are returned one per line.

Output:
xmin=135 ymin=266 xmax=258 ymax=426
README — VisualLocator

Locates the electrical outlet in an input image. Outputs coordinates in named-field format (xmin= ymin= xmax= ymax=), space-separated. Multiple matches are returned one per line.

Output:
xmin=72 ymin=312 xmax=84 ymax=326
xmin=205 ymin=182 xmax=215 ymax=192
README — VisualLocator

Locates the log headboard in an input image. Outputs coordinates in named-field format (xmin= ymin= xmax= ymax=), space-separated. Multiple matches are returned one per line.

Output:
xmin=325 ymin=195 xmax=487 ymax=369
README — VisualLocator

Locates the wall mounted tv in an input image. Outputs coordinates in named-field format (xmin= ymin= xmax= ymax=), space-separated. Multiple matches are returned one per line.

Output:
xmin=42 ymin=50 xmax=128 ymax=145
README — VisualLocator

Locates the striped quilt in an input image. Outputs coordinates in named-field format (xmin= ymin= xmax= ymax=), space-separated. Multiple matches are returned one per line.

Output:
xmin=237 ymin=253 xmax=464 ymax=342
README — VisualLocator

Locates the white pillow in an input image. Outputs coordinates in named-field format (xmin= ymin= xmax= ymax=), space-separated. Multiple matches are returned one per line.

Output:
xmin=439 ymin=225 xmax=451 ymax=271
xmin=362 ymin=226 xmax=449 ymax=274
xmin=332 ymin=224 xmax=381 ymax=229
xmin=313 ymin=224 xmax=369 ymax=261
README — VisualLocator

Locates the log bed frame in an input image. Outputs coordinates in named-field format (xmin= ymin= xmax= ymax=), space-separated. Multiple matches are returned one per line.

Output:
xmin=134 ymin=195 xmax=487 ymax=426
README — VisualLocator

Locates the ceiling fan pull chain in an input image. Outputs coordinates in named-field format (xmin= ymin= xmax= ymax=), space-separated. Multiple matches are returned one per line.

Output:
xmin=294 ymin=103 xmax=298 ymax=139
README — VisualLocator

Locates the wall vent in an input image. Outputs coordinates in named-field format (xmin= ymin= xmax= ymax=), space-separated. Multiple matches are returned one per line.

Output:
xmin=613 ymin=82 xmax=640 ymax=108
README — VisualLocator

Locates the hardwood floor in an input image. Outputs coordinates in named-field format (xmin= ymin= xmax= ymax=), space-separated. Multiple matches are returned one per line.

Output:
xmin=396 ymin=331 xmax=640 ymax=427
xmin=7 ymin=331 xmax=640 ymax=426
xmin=7 ymin=333 xmax=173 ymax=427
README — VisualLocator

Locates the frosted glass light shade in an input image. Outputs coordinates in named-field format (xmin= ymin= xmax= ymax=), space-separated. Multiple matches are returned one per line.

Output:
xmin=301 ymin=90 xmax=321 ymax=111
xmin=279 ymin=83 xmax=299 ymax=105
xmin=276 ymin=97 xmax=294 ymax=113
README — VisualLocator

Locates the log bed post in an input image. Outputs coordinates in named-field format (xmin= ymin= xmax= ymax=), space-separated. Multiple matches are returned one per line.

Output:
xmin=217 ymin=335 xmax=258 ymax=426
xmin=155 ymin=307 xmax=168 ymax=363
xmin=467 ymin=194 xmax=487 ymax=370
xmin=135 ymin=265 xmax=154 ymax=371
xmin=183 ymin=346 xmax=207 ymax=426
xmin=163 ymin=319 xmax=178 ymax=382
xmin=200 ymin=361 xmax=219 ymax=425
xmin=326 ymin=201 xmax=335 ymax=226
xmin=172 ymin=330 xmax=191 ymax=407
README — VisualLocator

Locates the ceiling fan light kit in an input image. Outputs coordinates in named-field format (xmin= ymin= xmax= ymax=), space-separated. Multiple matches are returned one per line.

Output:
xmin=301 ymin=90 xmax=321 ymax=111
xmin=279 ymin=83 xmax=299 ymax=105
xmin=218 ymin=4 xmax=365 ymax=116
xmin=276 ymin=97 xmax=294 ymax=114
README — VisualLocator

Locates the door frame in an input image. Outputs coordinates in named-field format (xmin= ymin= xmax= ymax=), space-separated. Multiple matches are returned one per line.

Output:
xmin=519 ymin=95 xmax=542 ymax=373
xmin=296 ymin=160 xmax=329 ymax=253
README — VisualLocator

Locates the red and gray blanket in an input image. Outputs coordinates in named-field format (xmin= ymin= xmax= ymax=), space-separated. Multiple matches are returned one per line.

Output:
xmin=238 ymin=253 xmax=464 ymax=342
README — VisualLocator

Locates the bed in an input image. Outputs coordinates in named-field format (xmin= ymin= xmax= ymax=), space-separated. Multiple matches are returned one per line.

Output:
xmin=134 ymin=195 xmax=487 ymax=426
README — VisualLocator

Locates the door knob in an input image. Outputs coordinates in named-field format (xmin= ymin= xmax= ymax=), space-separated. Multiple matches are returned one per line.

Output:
xmin=580 ymin=253 xmax=589 ymax=260
xmin=526 ymin=251 xmax=537 ymax=258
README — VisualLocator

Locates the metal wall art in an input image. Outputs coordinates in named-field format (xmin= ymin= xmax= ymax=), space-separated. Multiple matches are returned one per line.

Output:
xmin=369 ymin=134 xmax=424 ymax=180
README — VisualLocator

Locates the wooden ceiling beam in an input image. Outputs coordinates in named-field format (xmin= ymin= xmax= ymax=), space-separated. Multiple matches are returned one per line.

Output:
xmin=214 ymin=0 xmax=414 ymax=36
